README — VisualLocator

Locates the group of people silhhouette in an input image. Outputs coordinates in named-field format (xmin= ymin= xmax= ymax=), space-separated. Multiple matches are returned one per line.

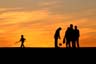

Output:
xmin=16 ymin=24 xmax=79 ymax=48
xmin=54 ymin=24 xmax=80 ymax=48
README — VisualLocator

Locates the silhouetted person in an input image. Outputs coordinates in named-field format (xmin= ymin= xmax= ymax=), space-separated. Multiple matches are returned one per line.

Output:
xmin=54 ymin=27 xmax=62 ymax=48
xmin=63 ymin=24 xmax=74 ymax=48
xmin=20 ymin=35 xmax=26 ymax=48
xmin=63 ymin=27 xmax=71 ymax=48
xmin=74 ymin=26 xmax=80 ymax=48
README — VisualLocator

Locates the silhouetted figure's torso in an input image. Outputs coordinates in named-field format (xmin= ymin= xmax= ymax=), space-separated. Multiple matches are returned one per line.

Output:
xmin=54 ymin=27 xmax=62 ymax=48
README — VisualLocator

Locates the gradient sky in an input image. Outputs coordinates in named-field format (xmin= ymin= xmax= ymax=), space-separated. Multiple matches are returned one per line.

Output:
xmin=0 ymin=0 xmax=96 ymax=47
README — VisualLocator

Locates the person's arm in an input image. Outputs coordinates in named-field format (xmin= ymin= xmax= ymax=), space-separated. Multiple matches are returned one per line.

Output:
xmin=24 ymin=38 xmax=26 ymax=41
xmin=16 ymin=40 xmax=20 ymax=43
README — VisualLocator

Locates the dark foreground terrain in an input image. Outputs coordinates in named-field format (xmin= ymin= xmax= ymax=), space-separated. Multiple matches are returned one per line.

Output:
xmin=0 ymin=47 xmax=96 ymax=49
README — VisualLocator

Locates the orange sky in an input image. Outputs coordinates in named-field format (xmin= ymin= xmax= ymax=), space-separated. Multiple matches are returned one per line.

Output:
xmin=0 ymin=0 xmax=96 ymax=47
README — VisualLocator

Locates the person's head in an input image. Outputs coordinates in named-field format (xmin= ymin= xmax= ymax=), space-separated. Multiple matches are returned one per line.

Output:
xmin=21 ymin=35 xmax=24 ymax=38
xmin=58 ymin=27 xmax=62 ymax=30
xmin=70 ymin=24 xmax=73 ymax=28
xmin=75 ymin=26 xmax=77 ymax=29
xmin=67 ymin=27 xmax=70 ymax=30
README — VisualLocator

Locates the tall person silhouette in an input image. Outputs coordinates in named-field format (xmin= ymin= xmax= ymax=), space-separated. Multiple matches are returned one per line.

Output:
xmin=63 ymin=27 xmax=70 ymax=48
xmin=74 ymin=26 xmax=80 ymax=48
xmin=20 ymin=35 xmax=26 ymax=48
xmin=63 ymin=24 xmax=74 ymax=48
xmin=54 ymin=27 xmax=62 ymax=48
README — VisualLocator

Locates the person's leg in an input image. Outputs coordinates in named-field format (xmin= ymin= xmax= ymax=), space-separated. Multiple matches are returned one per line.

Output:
xmin=77 ymin=38 xmax=79 ymax=48
xmin=69 ymin=40 xmax=71 ymax=48
xmin=66 ymin=40 xmax=70 ymax=48
xmin=55 ymin=38 xmax=58 ymax=48
xmin=72 ymin=41 xmax=76 ymax=48
xmin=21 ymin=42 xmax=23 ymax=48
xmin=74 ymin=41 xmax=77 ymax=48
xmin=66 ymin=40 xmax=68 ymax=48
xmin=22 ymin=43 xmax=24 ymax=48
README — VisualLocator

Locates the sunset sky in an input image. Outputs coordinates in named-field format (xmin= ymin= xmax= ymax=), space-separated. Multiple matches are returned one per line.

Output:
xmin=0 ymin=0 xmax=96 ymax=47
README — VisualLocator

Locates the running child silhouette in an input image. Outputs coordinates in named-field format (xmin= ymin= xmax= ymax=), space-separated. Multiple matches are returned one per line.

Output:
xmin=16 ymin=35 xmax=26 ymax=48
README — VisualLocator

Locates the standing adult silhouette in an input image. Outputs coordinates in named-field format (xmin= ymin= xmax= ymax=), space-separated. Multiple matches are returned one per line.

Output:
xmin=63 ymin=27 xmax=70 ymax=48
xmin=63 ymin=24 xmax=74 ymax=48
xmin=54 ymin=27 xmax=62 ymax=48
xmin=73 ymin=26 xmax=80 ymax=48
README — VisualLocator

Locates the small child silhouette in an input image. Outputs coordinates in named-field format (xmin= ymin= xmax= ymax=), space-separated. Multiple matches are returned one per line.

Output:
xmin=16 ymin=35 xmax=26 ymax=48
xmin=20 ymin=35 xmax=26 ymax=48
